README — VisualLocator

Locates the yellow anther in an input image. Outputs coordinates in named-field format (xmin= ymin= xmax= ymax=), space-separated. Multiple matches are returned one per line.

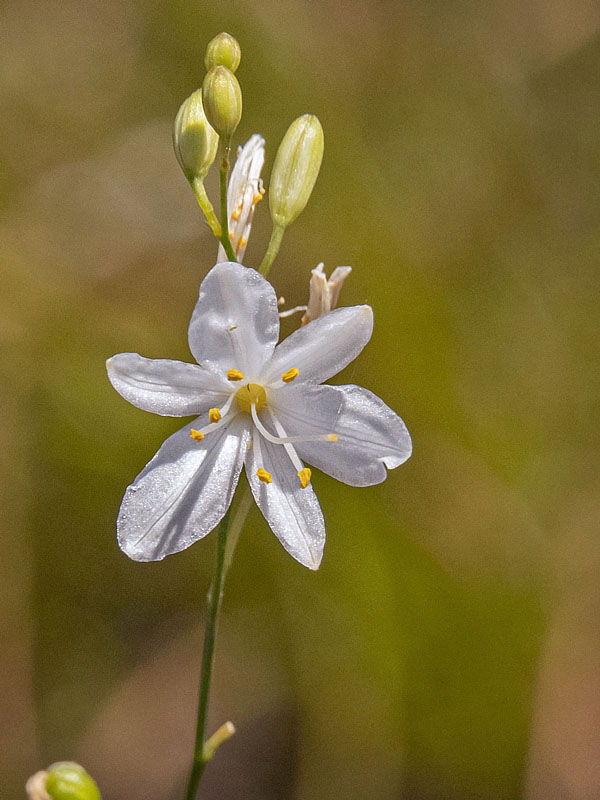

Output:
xmin=256 ymin=467 xmax=272 ymax=484
xmin=229 ymin=325 xmax=238 ymax=331
xmin=227 ymin=369 xmax=244 ymax=381
xmin=232 ymin=205 xmax=242 ymax=221
xmin=239 ymin=236 xmax=248 ymax=248
xmin=327 ymin=433 xmax=338 ymax=442
xmin=298 ymin=467 xmax=312 ymax=488
xmin=252 ymin=192 xmax=264 ymax=204
xmin=229 ymin=231 xmax=235 ymax=241
xmin=235 ymin=382 xmax=267 ymax=412
xmin=190 ymin=429 xmax=205 ymax=442
xmin=281 ymin=367 xmax=299 ymax=383
xmin=209 ymin=408 xmax=221 ymax=423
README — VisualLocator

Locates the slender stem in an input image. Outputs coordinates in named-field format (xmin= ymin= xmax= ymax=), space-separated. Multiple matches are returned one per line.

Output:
xmin=183 ymin=486 xmax=253 ymax=800
xmin=184 ymin=508 xmax=232 ymax=800
xmin=192 ymin=177 xmax=221 ymax=237
xmin=258 ymin=223 xmax=285 ymax=277
xmin=218 ymin=142 xmax=238 ymax=262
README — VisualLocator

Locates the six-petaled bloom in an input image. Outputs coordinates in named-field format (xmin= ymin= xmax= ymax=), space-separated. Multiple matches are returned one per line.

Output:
xmin=106 ymin=262 xmax=412 ymax=569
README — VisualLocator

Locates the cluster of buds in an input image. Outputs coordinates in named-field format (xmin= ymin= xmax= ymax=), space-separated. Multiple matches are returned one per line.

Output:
xmin=172 ymin=31 xmax=326 ymax=275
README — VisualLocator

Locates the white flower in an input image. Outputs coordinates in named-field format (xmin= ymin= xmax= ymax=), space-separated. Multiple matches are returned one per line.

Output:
xmin=217 ymin=134 xmax=265 ymax=262
xmin=107 ymin=262 xmax=412 ymax=569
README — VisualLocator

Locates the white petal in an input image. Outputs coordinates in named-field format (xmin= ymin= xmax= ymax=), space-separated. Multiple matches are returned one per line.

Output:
xmin=188 ymin=261 xmax=279 ymax=380
xmin=245 ymin=433 xmax=325 ymax=569
xmin=272 ymin=384 xmax=412 ymax=487
xmin=262 ymin=305 xmax=373 ymax=385
xmin=107 ymin=353 xmax=230 ymax=416
xmin=117 ymin=415 xmax=250 ymax=561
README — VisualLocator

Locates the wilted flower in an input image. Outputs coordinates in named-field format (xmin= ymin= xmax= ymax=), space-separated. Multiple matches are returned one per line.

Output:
xmin=217 ymin=134 xmax=265 ymax=262
xmin=301 ymin=262 xmax=352 ymax=325
xmin=107 ymin=262 xmax=411 ymax=569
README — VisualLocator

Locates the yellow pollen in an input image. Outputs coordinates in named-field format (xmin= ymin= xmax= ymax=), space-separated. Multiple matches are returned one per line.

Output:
xmin=298 ymin=467 xmax=312 ymax=488
xmin=239 ymin=236 xmax=248 ymax=248
xmin=252 ymin=192 xmax=264 ymax=205
xmin=232 ymin=205 xmax=242 ymax=221
xmin=227 ymin=369 xmax=244 ymax=381
xmin=235 ymin=383 xmax=267 ymax=413
xmin=190 ymin=429 xmax=204 ymax=442
xmin=256 ymin=468 xmax=272 ymax=484
xmin=229 ymin=232 xmax=235 ymax=241
xmin=229 ymin=325 xmax=238 ymax=331
xmin=209 ymin=408 xmax=221 ymax=423
xmin=281 ymin=367 xmax=299 ymax=383
xmin=327 ymin=433 xmax=338 ymax=442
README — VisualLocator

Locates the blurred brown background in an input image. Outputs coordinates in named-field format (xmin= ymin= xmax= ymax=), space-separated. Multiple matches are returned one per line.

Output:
xmin=1 ymin=0 xmax=599 ymax=797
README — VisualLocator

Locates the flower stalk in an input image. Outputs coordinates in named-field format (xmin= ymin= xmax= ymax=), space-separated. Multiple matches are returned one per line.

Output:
xmin=192 ymin=177 xmax=221 ymax=237
xmin=219 ymin=147 xmax=237 ymax=262
xmin=184 ymin=506 xmax=233 ymax=800
xmin=258 ymin=223 xmax=285 ymax=278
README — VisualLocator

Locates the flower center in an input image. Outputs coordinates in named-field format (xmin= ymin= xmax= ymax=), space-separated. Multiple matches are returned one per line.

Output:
xmin=189 ymin=368 xmax=337 ymax=490
xmin=235 ymin=382 xmax=267 ymax=413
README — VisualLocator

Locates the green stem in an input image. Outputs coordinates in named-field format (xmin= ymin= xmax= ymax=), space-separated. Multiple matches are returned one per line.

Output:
xmin=183 ymin=486 xmax=253 ymax=800
xmin=192 ymin=178 xmax=221 ymax=237
xmin=219 ymin=143 xmax=237 ymax=262
xmin=258 ymin=224 xmax=285 ymax=277
xmin=184 ymin=508 xmax=231 ymax=800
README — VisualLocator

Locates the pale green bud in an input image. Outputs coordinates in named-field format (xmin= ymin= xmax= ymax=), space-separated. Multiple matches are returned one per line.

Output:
xmin=173 ymin=89 xmax=219 ymax=183
xmin=205 ymin=32 xmax=241 ymax=73
xmin=45 ymin=763 xmax=101 ymax=800
xmin=269 ymin=114 xmax=324 ymax=228
xmin=202 ymin=66 xmax=242 ymax=141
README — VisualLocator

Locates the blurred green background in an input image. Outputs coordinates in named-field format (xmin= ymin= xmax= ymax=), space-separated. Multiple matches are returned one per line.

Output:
xmin=2 ymin=0 xmax=599 ymax=797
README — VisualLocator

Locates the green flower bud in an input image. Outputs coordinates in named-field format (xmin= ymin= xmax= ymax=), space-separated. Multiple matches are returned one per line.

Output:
xmin=269 ymin=114 xmax=324 ymax=228
xmin=202 ymin=66 xmax=242 ymax=141
xmin=205 ymin=32 xmax=241 ymax=73
xmin=45 ymin=763 xmax=101 ymax=800
xmin=173 ymin=89 xmax=219 ymax=183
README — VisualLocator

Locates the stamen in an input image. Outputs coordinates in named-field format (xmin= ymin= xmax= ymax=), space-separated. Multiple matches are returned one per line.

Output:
xmin=257 ymin=467 xmax=272 ymax=484
xmin=252 ymin=191 xmax=264 ymax=205
xmin=281 ymin=367 xmax=299 ymax=383
xmin=278 ymin=305 xmax=308 ymax=319
xmin=268 ymin=408 xmax=307 ymax=478
xmin=253 ymin=431 xmax=272 ymax=485
xmin=190 ymin=394 xmax=236 ymax=443
xmin=298 ymin=467 xmax=312 ymax=489
xmin=229 ymin=232 xmax=235 ymax=241
xmin=232 ymin=205 xmax=242 ymax=221
xmin=227 ymin=369 xmax=244 ymax=381
xmin=239 ymin=236 xmax=248 ymax=248
xmin=250 ymin=404 xmax=335 ymax=445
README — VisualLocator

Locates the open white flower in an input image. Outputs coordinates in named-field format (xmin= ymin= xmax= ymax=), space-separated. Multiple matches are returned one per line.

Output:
xmin=107 ymin=262 xmax=412 ymax=569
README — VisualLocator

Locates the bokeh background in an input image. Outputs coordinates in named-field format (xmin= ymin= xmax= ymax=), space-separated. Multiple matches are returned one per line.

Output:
xmin=2 ymin=0 xmax=599 ymax=797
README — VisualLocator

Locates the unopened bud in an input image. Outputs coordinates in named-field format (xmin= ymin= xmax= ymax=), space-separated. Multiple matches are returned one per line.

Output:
xmin=173 ymin=89 xmax=219 ymax=183
xmin=205 ymin=32 xmax=241 ymax=73
xmin=202 ymin=66 xmax=242 ymax=141
xmin=269 ymin=114 xmax=324 ymax=228
xmin=45 ymin=762 xmax=101 ymax=800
